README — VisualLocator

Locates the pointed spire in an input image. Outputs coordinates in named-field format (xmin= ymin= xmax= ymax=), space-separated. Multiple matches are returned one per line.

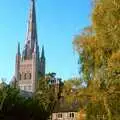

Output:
xmin=26 ymin=0 xmax=37 ymax=50
xmin=17 ymin=42 xmax=20 ymax=55
xmin=41 ymin=45 xmax=45 ymax=58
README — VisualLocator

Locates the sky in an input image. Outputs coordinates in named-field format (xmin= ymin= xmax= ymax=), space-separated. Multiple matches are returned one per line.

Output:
xmin=0 ymin=0 xmax=91 ymax=82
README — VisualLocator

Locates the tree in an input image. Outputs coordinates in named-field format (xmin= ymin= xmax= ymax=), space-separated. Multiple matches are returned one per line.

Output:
xmin=73 ymin=0 xmax=120 ymax=119
xmin=74 ymin=27 xmax=96 ymax=82
xmin=56 ymin=78 xmax=87 ymax=112
xmin=0 ymin=84 xmax=52 ymax=120
xmin=35 ymin=73 xmax=63 ymax=118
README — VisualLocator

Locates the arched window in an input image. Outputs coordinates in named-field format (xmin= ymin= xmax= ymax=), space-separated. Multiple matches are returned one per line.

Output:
xmin=19 ymin=74 xmax=21 ymax=80
xmin=29 ymin=73 xmax=31 ymax=79
xmin=21 ymin=73 xmax=26 ymax=80
xmin=24 ymin=73 xmax=27 ymax=80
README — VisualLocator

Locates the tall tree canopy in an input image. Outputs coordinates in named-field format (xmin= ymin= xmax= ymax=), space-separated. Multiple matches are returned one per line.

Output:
xmin=73 ymin=0 xmax=120 ymax=119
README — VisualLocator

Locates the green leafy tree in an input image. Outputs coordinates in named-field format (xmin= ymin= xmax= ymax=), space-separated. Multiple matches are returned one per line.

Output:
xmin=35 ymin=73 xmax=63 ymax=118
xmin=0 ymin=84 xmax=52 ymax=120
xmin=73 ymin=0 xmax=120 ymax=119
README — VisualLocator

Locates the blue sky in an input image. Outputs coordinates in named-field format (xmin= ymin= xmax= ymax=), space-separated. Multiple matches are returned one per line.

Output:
xmin=0 ymin=0 xmax=91 ymax=82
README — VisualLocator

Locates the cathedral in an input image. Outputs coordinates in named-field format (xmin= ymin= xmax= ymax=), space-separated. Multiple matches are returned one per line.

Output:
xmin=13 ymin=0 xmax=45 ymax=93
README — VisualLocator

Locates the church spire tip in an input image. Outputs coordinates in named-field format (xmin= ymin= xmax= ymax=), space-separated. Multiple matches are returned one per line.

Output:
xmin=25 ymin=0 xmax=37 ymax=49
xmin=17 ymin=42 xmax=20 ymax=55
xmin=41 ymin=45 xmax=45 ymax=58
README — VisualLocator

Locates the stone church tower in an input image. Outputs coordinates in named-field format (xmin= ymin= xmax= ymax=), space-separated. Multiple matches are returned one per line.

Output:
xmin=14 ymin=0 xmax=45 ymax=93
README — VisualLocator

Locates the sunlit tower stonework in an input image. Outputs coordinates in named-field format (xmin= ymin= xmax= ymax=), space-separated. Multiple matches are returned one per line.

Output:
xmin=14 ymin=0 xmax=45 ymax=93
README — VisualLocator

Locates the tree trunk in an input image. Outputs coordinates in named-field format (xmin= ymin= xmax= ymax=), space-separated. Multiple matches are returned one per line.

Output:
xmin=103 ymin=96 xmax=112 ymax=120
